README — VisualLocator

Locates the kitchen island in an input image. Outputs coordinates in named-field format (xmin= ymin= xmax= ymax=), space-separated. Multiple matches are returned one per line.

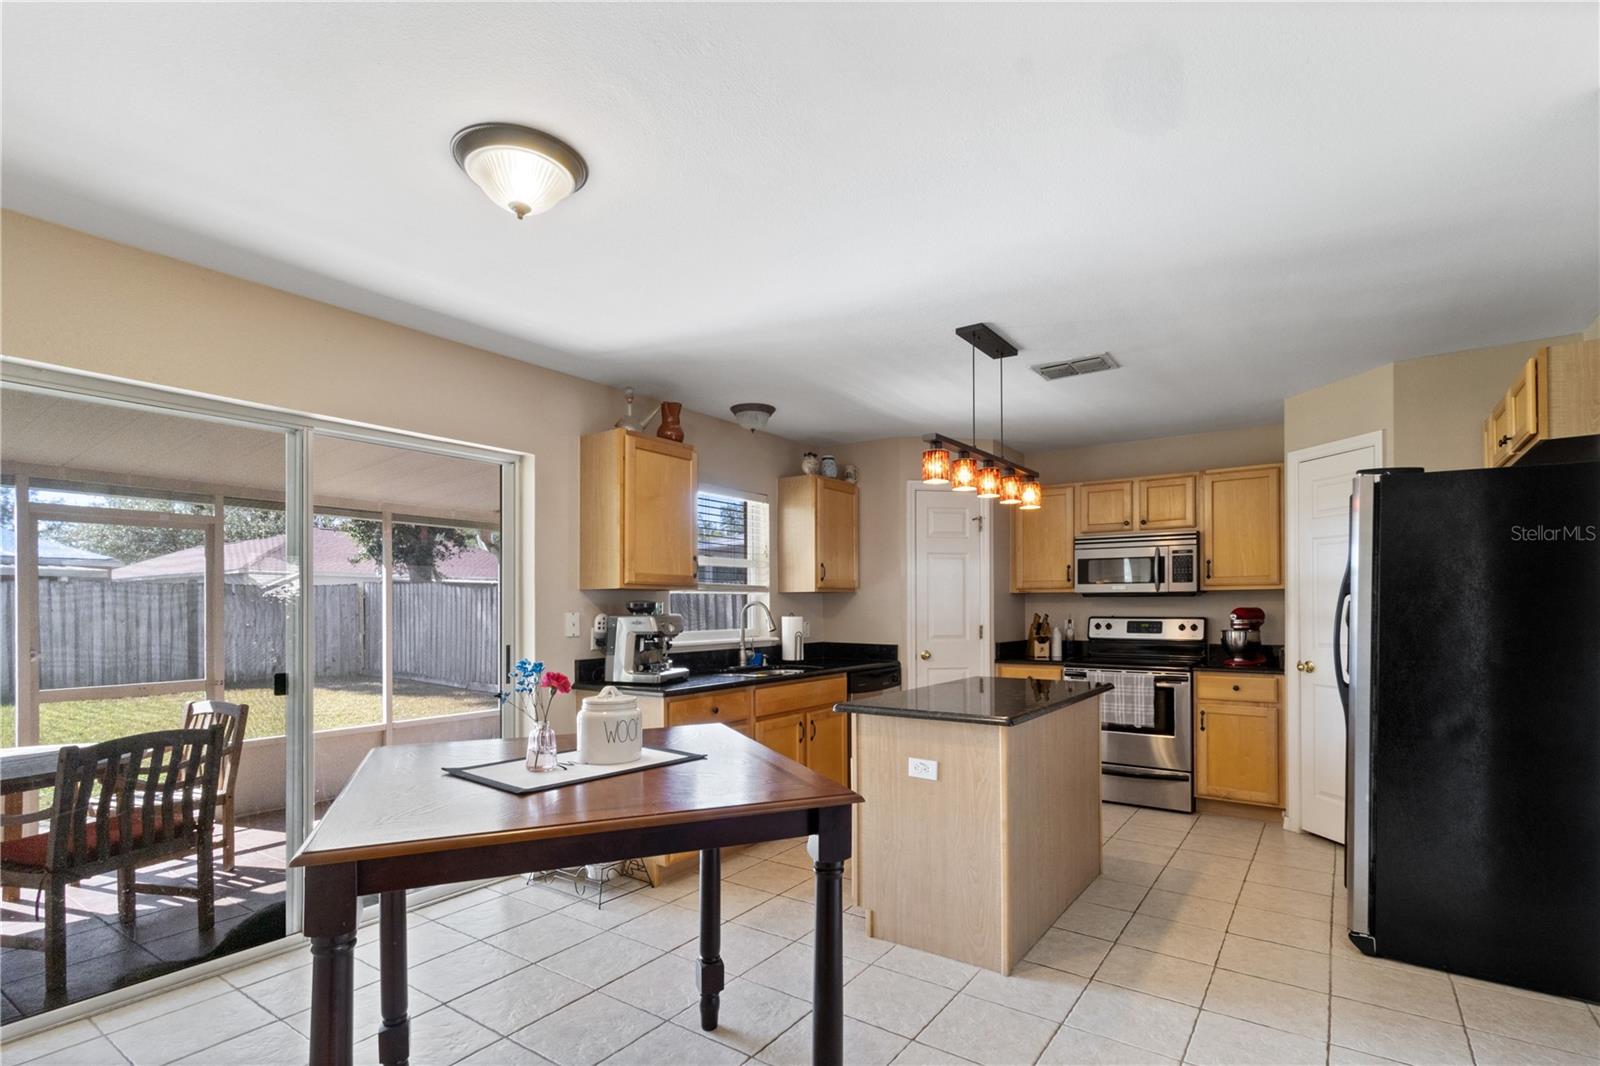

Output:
xmin=837 ymin=676 xmax=1110 ymax=974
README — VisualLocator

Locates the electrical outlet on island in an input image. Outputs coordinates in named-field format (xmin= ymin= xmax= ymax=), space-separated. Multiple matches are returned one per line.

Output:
xmin=907 ymin=757 xmax=938 ymax=781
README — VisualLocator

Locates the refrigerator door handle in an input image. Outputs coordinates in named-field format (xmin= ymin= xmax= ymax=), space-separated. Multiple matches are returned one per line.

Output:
xmin=1334 ymin=567 xmax=1352 ymax=713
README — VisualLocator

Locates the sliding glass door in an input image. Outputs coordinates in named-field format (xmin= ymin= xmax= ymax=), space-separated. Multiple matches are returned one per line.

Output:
xmin=0 ymin=369 xmax=517 ymax=1022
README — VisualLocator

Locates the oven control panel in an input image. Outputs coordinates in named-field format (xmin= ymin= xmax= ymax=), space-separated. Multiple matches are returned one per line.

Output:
xmin=1086 ymin=616 xmax=1208 ymax=641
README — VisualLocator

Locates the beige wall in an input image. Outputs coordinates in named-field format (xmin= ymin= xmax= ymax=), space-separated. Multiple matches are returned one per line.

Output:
xmin=1027 ymin=423 xmax=1284 ymax=484
xmin=0 ymin=211 xmax=855 ymax=733
xmin=1283 ymin=364 xmax=1396 ymax=463
xmin=1020 ymin=423 xmax=1288 ymax=645
xmin=1391 ymin=333 xmax=1580 ymax=472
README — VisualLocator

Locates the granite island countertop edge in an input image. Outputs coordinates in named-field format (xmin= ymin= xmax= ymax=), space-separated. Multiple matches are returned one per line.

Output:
xmin=836 ymin=680 xmax=1112 ymax=728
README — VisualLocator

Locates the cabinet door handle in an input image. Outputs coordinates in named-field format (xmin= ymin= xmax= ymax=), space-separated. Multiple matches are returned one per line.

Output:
xmin=1139 ymin=518 xmax=1147 ymax=526
xmin=710 ymin=706 xmax=720 ymax=715
xmin=819 ymin=562 xmax=827 ymax=583
xmin=797 ymin=720 xmax=805 ymax=744
xmin=1122 ymin=519 xmax=1130 ymax=526
xmin=1497 ymin=435 xmax=1511 ymax=447
xmin=1205 ymin=559 xmax=1213 ymax=579
xmin=810 ymin=720 xmax=817 ymax=741
xmin=1200 ymin=708 xmax=1207 ymax=732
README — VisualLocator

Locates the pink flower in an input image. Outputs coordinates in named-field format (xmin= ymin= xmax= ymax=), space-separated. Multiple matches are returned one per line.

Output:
xmin=541 ymin=671 xmax=573 ymax=695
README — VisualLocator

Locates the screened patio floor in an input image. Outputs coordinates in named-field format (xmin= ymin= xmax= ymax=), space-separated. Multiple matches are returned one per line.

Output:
xmin=0 ymin=810 xmax=293 ymax=1023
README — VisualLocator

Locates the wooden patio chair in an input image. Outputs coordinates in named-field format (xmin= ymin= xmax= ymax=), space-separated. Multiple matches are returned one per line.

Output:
xmin=183 ymin=701 xmax=249 ymax=870
xmin=0 ymin=726 xmax=224 ymax=1008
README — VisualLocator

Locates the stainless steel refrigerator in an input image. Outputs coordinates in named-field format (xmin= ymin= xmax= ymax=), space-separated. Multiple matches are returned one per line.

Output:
xmin=1336 ymin=462 xmax=1600 ymax=1001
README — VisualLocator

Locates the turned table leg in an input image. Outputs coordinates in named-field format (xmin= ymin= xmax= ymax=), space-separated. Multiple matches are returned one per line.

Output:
xmin=378 ymin=890 xmax=410 ymax=1065
xmin=697 ymin=847 xmax=724 ymax=1030
xmin=812 ymin=807 xmax=851 ymax=1066
xmin=306 ymin=864 xmax=358 ymax=1066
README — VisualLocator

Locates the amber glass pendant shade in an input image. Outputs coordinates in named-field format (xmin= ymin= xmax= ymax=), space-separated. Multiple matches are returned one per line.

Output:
xmin=1018 ymin=478 xmax=1043 ymax=510
xmin=998 ymin=472 xmax=1023 ymax=505
xmin=950 ymin=454 xmax=978 ymax=492
xmin=975 ymin=463 xmax=1002 ymax=498
xmin=920 ymin=447 xmax=952 ymax=484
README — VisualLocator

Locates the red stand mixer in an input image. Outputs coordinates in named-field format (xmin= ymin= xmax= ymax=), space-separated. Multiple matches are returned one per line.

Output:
xmin=1222 ymin=607 xmax=1267 ymax=667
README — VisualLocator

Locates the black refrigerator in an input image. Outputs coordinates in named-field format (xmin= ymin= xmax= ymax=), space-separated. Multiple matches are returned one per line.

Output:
xmin=1335 ymin=461 xmax=1600 ymax=1001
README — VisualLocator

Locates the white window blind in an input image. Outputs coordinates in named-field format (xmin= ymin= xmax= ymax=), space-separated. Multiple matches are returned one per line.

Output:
xmin=669 ymin=490 xmax=771 ymax=640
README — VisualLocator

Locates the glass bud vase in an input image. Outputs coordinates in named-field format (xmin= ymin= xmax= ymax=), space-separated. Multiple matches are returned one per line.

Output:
xmin=526 ymin=722 xmax=559 ymax=772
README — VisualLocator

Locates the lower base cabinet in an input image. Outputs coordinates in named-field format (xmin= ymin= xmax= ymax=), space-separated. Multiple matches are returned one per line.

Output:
xmin=755 ymin=711 xmax=806 ymax=763
xmin=1194 ymin=673 xmax=1282 ymax=807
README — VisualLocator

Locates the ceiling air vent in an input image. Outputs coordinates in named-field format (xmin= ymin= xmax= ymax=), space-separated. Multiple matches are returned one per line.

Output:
xmin=1032 ymin=353 xmax=1119 ymax=381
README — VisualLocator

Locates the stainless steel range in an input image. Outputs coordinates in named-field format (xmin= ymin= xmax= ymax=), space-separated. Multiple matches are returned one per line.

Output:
xmin=1063 ymin=615 xmax=1206 ymax=813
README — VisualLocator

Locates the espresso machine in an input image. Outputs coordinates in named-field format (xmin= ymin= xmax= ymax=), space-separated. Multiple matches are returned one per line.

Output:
xmin=1221 ymin=606 xmax=1267 ymax=667
xmin=604 ymin=606 xmax=690 ymax=685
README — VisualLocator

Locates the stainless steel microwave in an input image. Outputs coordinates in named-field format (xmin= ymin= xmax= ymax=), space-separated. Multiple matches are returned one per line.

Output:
xmin=1074 ymin=531 xmax=1200 ymax=595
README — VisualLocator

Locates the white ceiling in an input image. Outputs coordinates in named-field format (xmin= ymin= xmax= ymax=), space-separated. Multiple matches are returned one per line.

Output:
xmin=3 ymin=4 xmax=1596 ymax=451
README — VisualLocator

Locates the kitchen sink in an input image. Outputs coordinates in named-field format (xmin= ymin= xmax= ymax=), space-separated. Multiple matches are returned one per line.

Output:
xmin=727 ymin=667 xmax=811 ymax=678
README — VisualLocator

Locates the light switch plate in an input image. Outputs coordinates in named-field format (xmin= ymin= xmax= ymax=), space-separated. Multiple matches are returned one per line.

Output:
xmin=908 ymin=757 xmax=938 ymax=781
xmin=563 ymin=611 xmax=580 ymax=638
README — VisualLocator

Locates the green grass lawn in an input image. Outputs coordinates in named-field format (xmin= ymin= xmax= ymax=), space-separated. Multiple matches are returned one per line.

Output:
xmin=2 ymin=675 xmax=496 ymax=747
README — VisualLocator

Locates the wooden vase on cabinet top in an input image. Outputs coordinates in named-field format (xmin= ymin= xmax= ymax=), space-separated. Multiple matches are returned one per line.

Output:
xmin=778 ymin=474 xmax=858 ymax=592
xmin=580 ymin=428 xmax=698 ymax=590
xmin=655 ymin=401 xmax=684 ymax=442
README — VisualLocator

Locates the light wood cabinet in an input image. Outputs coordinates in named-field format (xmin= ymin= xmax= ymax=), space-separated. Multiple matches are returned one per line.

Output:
xmin=995 ymin=662 xmax=1064 ymax=681
xmin=665 ymin=688 xmax=753 ymax=730
xmin=1136 ymin=473 xmax=1197 ymax=530
xmin=1075 ymin=473 xmax=1197 ymax=535
xmin=1076 ymin=479 xmax=1135 ymax=533
xmin=754 ymin=710 xmax=806 ymax=763
xmin=1195 ymin=672 xmax=1281 ymax=807
xmin=1484 ymin=342 xmax=1600 ymax=467
xmin=777 ymin=475 xmax=858 ymax=592
xmin=751 ymin=674 xmax=851 ymax=785
xmin=1200 ymin=464 xmax=1282 ymax=589
xmin=1010 ymin=484 xmax=1074 ymax=591
xmin=580 ymin=428 xmax=697 ymax=589
xmin=805 ymin=708 xmax=850 ymax=786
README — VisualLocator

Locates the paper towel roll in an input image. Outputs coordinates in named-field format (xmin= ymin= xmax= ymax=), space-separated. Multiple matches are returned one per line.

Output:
xmin=781 ymin=616 xmax=806 ymax=661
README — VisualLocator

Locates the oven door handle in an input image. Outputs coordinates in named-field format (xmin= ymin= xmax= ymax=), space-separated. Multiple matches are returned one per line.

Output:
xmin=1102 ymin=766 xmax=1190 ymax=782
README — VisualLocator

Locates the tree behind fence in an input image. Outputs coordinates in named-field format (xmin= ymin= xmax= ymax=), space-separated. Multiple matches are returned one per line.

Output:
xmin=0 ymin=579 xmax=499 ymax=701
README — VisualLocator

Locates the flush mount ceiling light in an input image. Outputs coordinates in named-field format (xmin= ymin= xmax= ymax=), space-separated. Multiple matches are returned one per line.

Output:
xmin=451 ymin=123 xmax=588 ymax=220
xmin=919 ymin=323 xmax=1040 ymax=512
xmin=730 ymin=403 xmax=776 ymax=432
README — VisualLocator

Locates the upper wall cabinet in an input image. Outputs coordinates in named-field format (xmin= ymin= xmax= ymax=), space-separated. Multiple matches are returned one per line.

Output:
xmin=1200 ymin=463 xmax=1283 ymax=589
xmin=1483 ymin=341 xmax=1600 ymax=468
xmin=580 ymin=428 xmax=698 ymax=589
xmin=1076 ymin=474 xmax=1197 ymax=534
xmin=1075 ymin=479 xmax=1136 ymax=533
xmin=778 ymin=475 xmax=858 ymax=592
xmin=1136 ymin=473 xmax=1198 ymax=530
xmin=1011 ymin=484 xmax=1074 ymax=592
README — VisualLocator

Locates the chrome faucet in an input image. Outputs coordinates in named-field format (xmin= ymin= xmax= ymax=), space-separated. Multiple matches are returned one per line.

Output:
xmin=739 ymin=601 xmax=778 ymax=667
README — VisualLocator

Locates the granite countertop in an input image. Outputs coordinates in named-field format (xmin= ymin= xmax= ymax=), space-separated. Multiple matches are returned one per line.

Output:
xmin=576 ymin=659 xmax=899 ymax=697
xmin=837 ymin=676 xmax=1111 ymax=728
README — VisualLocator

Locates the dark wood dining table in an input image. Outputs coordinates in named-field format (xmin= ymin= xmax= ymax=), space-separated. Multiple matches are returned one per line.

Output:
xmin=291 ymin=724 xmax=861 ymax=1066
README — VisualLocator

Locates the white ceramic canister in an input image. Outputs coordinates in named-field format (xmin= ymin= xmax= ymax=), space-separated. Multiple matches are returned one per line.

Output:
xmin=576 ymin=685 xmax=644 ymax=765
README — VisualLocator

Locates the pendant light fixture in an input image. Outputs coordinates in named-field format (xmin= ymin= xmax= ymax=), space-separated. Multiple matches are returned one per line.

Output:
xmin=920 ymin=323 xmax=1040 ymax=511
xmin=951 ymin=343 xmax=979 ymax=492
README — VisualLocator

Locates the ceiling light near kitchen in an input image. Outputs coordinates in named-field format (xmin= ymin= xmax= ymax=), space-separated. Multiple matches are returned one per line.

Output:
xmin=921 ymin=447 xmax=952 ymax=485
xmin=452 ymin=123 xmax=588 ymax=219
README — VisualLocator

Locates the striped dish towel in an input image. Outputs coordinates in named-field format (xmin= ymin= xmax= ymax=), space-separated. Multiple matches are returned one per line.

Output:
xmin=1089 ymin=670 xmax=1154 ymax=728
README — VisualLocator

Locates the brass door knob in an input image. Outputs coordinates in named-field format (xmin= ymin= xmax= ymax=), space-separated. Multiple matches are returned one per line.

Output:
xmin=919 ymin=650 xmax=932 ymax=660
xmin=1297 ymin=660 xmax=1316 ymax=673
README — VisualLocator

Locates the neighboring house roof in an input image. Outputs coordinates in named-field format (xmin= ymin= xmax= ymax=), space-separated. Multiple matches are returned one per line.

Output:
xmin=0 ymin=527 xmax=123 ymax=570
xmin=110 ymin=527 xmax=499 ymax=582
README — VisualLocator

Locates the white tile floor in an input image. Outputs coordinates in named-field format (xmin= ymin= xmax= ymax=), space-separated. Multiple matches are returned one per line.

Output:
xmin=4 ymin=807 xmax=1598 ymax=1065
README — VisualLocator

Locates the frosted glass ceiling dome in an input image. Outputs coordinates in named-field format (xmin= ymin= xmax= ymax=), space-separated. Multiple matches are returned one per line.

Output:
xmin=451 ymin=123 xmax=588 ymax=220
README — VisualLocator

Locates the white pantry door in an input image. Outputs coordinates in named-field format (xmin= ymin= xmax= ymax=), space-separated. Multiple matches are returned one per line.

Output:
xmin=1290 ymin=434 xmax=1380 ymax=842
xmin=909 ymin=486 xmax=988 ymax=690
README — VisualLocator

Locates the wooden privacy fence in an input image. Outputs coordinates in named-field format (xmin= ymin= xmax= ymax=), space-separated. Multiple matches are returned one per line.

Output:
xmin=0 ymin=579 xmax=499 ymax=702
